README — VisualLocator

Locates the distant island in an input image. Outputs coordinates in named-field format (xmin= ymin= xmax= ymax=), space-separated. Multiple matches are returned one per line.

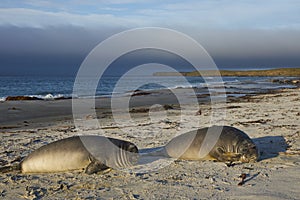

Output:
xmin=153 ymin=67 xmax=300 ymax=77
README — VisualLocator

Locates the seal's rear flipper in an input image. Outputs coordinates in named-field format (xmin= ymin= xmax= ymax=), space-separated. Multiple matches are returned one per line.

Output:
xmin=0 ymin=164 xmax=21 ymax=173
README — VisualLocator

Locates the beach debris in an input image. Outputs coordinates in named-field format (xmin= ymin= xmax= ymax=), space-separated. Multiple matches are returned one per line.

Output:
xmin=0 ymin=125 xmax=20 ymax=130
xmin=0 ymin=189 xmax=6 ymax=197
xmin=171 ymin=173 xmax=187 ymax=181
xmin=271 ymin=79 xmax=300 ymax=85
xmin=25 ymin=186 xmax=47 ymax=199
xmin=130 ymin=107 xmax=149 ymax=113
xmin=130 ymin=104 xmax=174 ymax=113
xmin=8 ymin=107 xmax=21 ymax=110
xmin=279 ymin=150 xmax=300 ymax=156
xmin=50 ymin=181 xmax=71 ymax=192
xmin=156 ymin=179 xmax=168 ymax=185
xmin=163 ymin=104 xmax=174 ymax=110
xmin=161 ymin=119 xmax=180 ymax=129
xmin=0 ymin=159 xmax=8 ymax=166
xmin=196 ymin=109 xmax=202 ymax=115
xmin=234 ymin=119 xmax=271 ymax=126
xmin=226 ymin=105 xmax=242 ymax=109
xmin=237 ymin=173 xmax=247 ymax=186
xmin=242 ymin=166 xmax=254 ymax=170
xmin=237 ymin=172 xmax=260 ymax=186
xmin=131 ymin=90 xmax=151 ymax=96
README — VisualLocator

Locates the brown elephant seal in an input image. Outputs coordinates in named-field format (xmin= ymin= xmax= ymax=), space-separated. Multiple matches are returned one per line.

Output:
xmin=141 ymin=126 xmax=258 ymax=164
xmin=0 ymin=136 xmax=139 ymax=174
xmin=165 ymin=126 xmax=258 ymax=163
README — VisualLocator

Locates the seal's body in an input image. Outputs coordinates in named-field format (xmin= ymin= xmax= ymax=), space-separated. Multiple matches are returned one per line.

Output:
xmin=165 ymin=126 xmax=258 ymax=163
xmin=1 ymin=136 xmax=138 ymax=174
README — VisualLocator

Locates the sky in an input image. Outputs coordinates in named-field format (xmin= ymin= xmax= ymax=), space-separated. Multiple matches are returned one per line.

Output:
xmin=0 ymin=0 xmax=300 ymax=76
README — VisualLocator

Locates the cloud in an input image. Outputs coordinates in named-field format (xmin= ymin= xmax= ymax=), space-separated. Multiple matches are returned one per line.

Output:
xmin=0 ymin=8 xmax=143 ymax=28
xmin=1 ymin=0 xmax=300 ymax=30
xmin=161 ymin=0 xmax=300 ymax=30
xmin=1 ymin=25 xmax=299 ymax=73
xmin=0 ymin=0 xmax=300 ymax=76
xmin=0 ymin=25 xmax=124 ymax=76
xmin=194 ymin=29 xmax=300 ymax=68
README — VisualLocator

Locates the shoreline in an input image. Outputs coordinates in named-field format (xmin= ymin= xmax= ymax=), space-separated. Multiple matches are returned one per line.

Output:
xmin=1 ymin=85 xmax=299 ymax=133
xmin=1 ymin=74 xmax=299 ymax=102
xmin=1 ymin=85 xmax=298 ymax=131
xmin=0 ymin=87 xmax=299 ymax=199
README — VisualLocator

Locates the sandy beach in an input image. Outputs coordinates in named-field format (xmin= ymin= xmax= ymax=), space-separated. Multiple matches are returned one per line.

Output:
xmin=0 ymin=87 xmax=300 ymax=199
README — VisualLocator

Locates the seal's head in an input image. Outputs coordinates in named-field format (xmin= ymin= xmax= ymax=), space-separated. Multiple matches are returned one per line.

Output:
xmin=209 ymin=126 xmax=259 ymax=163
xmin=238 ymin=140 xmax=259 ymax=163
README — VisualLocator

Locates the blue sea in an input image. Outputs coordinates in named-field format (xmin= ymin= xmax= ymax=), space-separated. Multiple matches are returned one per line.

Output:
xmin=0 ymin=75 xmax=297 ymax=101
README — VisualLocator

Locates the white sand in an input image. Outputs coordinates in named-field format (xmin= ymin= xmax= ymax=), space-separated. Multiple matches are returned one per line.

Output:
xmin=0 ymin=88 xmax=299 ymax=199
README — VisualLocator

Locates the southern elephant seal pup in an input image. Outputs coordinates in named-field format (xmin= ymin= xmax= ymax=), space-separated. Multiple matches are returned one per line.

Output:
xmin=142 ymin=126 xmax=258 ymax=164
xmin=0 ymin=136 xmax=139 ymax=174
xmin=165 ymin=126 xmax=258 ymax=163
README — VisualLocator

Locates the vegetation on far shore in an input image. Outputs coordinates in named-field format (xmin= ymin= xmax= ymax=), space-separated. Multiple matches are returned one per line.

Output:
xmin=154 ymin=68 xmax=300 ymax=77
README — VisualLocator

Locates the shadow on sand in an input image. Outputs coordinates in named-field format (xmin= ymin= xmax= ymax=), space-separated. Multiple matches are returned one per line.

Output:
xmin=253 ymin=136 xmax=288 ymax=161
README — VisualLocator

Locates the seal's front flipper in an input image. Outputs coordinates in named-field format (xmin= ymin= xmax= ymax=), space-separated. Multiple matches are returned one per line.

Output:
xmin=85 ymin=160 xmax=110 ymax=175
xmin=0 ymin=164 xmax=21 ymax=173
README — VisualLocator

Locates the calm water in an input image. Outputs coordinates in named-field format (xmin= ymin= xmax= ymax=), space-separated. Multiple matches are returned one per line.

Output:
xmin=0 ymin=75 xmax=296 ymax=101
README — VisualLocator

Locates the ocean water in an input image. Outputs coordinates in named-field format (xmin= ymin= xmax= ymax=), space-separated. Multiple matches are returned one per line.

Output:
xmin=0 ymin=75 xmax=297 ymax=101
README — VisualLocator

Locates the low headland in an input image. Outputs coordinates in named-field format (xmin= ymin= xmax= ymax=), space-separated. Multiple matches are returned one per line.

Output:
xmin=154 ymin=67 xmax=300 ymax=77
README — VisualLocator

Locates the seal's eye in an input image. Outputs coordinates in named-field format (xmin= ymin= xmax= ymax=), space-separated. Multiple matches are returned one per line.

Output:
xmin=240 ymin=148 xmax=249 ymax=154
xmin=248 ymin=145 xmax=257 ymax=152
xmin=240 ymin=144 xmax=256 ymax=154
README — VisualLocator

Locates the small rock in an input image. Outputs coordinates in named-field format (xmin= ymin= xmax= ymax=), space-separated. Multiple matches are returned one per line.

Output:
xmin=0 ymin=189 xmax=6 ymax=197
xmin=262 ymin=173 xmax=269 ymax=178
xmin=209 ymin=177 xmax=215 ymax=183
xmin=196 ymin=109 xmax=202 ymax=115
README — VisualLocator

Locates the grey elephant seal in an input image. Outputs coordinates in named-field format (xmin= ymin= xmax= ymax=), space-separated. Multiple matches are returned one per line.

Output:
xmin=0 ymin=136 xmax=139 ymax=174
xmin=142 ymin=126 xmax=258 ymax=164
xmin=166 ymin=126 xmax=258 ymax=163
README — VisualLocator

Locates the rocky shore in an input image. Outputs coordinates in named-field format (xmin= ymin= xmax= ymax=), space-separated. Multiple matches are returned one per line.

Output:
xmin=271 ymin=78 xmax=300 ymax=85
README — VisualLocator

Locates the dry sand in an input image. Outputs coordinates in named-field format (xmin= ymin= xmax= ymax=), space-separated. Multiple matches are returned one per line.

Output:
xmin=0 ymin=88 xmax=299 ymax=199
